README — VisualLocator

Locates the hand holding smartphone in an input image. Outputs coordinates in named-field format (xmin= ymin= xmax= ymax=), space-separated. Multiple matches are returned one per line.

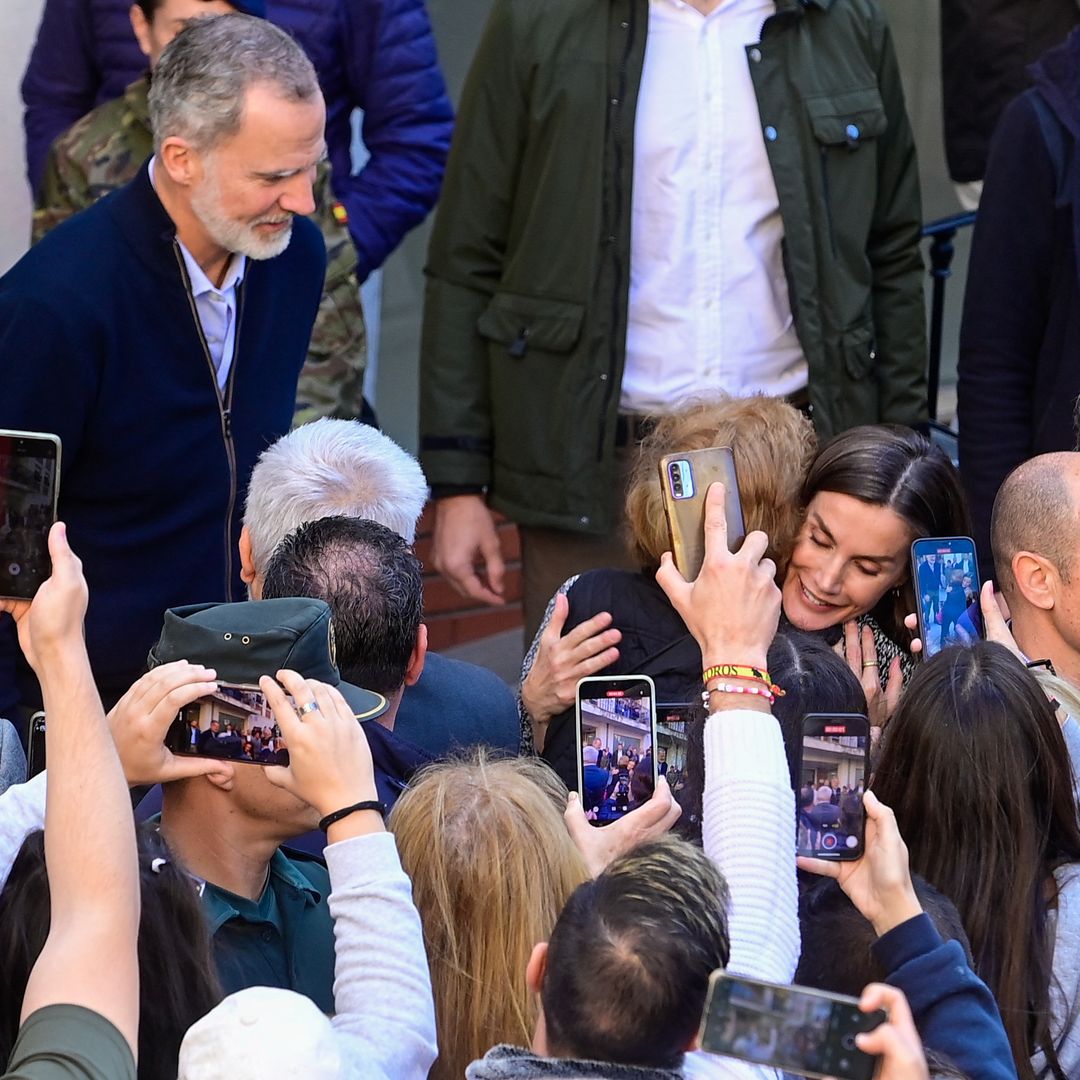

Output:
xmin=575 ymin=675 xmax=658 ymax=826
xmin=910 ymin=537 xmax=982 ymax=658
xmin=658 ymin=447 xmax=745 ymax=580
xmin=699 ymin=972 xmax=885 ymax=1080
xmin=796 ymin=714 xmax=869 ymax=861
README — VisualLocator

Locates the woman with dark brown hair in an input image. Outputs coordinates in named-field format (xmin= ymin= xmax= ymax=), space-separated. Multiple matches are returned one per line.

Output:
xmin=872 ymin=641 xmax=1080 ymax=1080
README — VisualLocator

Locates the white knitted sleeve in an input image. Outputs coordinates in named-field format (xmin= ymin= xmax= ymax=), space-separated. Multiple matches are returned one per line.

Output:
xmin=701 ymin=707 xmax=800 ymax=983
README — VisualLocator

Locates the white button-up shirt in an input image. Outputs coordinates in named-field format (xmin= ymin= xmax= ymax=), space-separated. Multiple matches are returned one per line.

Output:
xmin=621 ymin=0 xmax=806 ymax=415
xmin=148 ymin=157 xmax=246 ymax=390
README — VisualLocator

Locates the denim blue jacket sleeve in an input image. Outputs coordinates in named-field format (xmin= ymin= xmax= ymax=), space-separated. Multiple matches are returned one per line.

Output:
xmin=873 ymin=913 xmax=1018 ymax=1080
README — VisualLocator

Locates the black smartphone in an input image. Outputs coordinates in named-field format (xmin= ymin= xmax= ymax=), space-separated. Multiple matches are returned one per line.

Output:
xmin=658 ymin=447 xmax=745 ymax=579
xmin=27 ymin=712 xmax=46 ymax=780
xmin=699 ymin=971 xmax=885 ymax=1080
xmin=911 ymin=536 xmax=982 ymax=658
xmin=576 ymin=676 xmax=658 ymax=826
xmin=164 ymin=682 xmax=289 ymax=765
xmin=0 ymin=430 xmax=61 ymax=601
xmin=797 ymin=714 xmax=869 ymax=860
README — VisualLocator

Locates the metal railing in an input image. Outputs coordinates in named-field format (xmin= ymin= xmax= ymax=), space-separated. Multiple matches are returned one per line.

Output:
xmin=922 ymin=210 xmax=977 ymax=422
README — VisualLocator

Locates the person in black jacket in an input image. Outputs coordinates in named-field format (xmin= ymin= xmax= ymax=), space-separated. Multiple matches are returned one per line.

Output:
xmin=0 ymin=15 xmax=325 ymax=716
xmin=958 ymin=26 xmax=1080 ymax=581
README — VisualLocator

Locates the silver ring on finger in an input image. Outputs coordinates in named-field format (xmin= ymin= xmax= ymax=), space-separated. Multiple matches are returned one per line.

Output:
xmin=296 ymin=700 xmax=320 ymax=717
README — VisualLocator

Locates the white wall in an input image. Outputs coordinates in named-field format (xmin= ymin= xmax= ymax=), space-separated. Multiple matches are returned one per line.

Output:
xmin=0 ymin=3 xmax=44 ymax=275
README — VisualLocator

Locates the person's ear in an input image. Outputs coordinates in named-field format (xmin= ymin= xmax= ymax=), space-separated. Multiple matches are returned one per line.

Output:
xmin=203 ymin=762 xmax=237 ymax=791
xmin=1012 ymin=551 xmax=1057 ymax=611
xmin=525 ymin=941 xmax=548 ymax=995
xmin=238 ymin=526 xmax=259 ymax=592
xmin=158 ymin=136 xmax=202 ymax=188
xmin=404 ymin=624 xmax=428 ymax=687
xmin=130 ymin=3 xmax=154 ymax=59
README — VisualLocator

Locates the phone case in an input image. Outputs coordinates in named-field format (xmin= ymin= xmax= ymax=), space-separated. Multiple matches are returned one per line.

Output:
xmin=910 ymin=537 xmax=980 ymax=659
xmin=658 ymin=448 xmax=745 ymax=580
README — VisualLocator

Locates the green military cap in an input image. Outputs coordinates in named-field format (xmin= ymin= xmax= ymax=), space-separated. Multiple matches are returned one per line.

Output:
xmin=148 ymin=597 xmax=387 ymax=721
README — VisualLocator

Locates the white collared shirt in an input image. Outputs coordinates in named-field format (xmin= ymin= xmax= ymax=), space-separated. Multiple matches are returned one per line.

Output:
xmin=621 ymin=0 xmax=806 ymax=415
xmin=148 ymin=157 xmax=247 ymax=390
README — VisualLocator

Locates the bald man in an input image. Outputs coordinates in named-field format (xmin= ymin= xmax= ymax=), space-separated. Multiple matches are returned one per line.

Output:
xmin=991 ymin=451 xmax=1080 ymax=690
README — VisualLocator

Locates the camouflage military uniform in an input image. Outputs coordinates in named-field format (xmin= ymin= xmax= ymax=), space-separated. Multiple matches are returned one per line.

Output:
xmin=33 ymin=75 xmax=367 ymax=427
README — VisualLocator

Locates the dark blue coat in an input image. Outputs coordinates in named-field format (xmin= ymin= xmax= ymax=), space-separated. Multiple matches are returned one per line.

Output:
xmin=20 ymin=0 xmax=453 ymax=281
xmin=0 ymin=166 xmax=325 ymax=711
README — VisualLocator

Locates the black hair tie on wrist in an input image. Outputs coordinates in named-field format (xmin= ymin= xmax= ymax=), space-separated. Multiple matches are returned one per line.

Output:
xmin=319 ymin=800 xmax=386 ymax=832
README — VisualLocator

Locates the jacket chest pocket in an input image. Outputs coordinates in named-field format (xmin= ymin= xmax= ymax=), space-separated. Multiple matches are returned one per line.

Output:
xmin=805 ymin=88 xmax=888 ymax=259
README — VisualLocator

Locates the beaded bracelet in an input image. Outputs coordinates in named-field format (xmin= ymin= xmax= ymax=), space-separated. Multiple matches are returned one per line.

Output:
xmin=702 ymin=682 xmax=776 ymax=707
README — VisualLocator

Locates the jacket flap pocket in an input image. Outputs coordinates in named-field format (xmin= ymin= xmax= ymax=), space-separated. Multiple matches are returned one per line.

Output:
xmin=477 ymin=292 xmax=585 ymax=354
xmin=842 ymin=323 xmax=876 ymax=379
xmin=806 ymin=88 xmax=888 ymax=147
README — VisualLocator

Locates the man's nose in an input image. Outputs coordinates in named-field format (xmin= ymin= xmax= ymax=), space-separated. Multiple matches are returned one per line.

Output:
xmin=279 ymin=172 xmax=316 ymax=217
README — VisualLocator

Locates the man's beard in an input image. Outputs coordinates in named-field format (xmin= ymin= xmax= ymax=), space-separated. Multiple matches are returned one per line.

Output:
xmin=190 ymin=166 xmax=293 ymax=261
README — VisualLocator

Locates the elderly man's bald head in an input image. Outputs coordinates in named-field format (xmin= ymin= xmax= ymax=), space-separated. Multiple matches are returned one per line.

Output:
xmin=991 ymin=453 xmax=1080 ymax=597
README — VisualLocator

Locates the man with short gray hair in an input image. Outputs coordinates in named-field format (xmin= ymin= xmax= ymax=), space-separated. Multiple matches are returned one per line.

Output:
xmin=0 ymin=13 xmax=326 ymax=718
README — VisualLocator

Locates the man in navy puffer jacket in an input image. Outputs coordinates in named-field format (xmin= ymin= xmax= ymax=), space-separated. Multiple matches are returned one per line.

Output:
xmin=21 ymin=0 xmax=453 ymax=281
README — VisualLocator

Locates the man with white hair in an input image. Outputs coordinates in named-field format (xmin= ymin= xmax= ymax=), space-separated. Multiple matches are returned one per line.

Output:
xmin=0 ymin=14 xmax=325 ymax=719
xmin=240 ymin=419 xmax=519 ymax=755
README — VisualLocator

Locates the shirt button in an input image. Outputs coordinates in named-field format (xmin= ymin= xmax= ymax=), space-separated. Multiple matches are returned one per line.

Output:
xmin=749 ymin=47 xmax=762 ymax=62
xmin=764 ymin=125 xmax=778 ymax=141
xmin=261 ymin=929 xmax=273 ymax=943
xmin=579 ymin=516 xmax=590 ymax=526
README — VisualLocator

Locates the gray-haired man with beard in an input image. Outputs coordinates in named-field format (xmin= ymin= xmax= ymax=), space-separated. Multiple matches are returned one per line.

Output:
xmin=0 ymin=13 xmax=325 ymax=718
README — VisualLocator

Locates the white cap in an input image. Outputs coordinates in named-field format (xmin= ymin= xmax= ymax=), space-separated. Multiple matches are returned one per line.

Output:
xmin=178 ymin=987 xmax=342 ymax=1079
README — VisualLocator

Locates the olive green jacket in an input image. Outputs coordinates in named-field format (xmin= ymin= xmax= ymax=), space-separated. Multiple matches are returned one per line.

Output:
xmin=420 ymin=0 xmax=927 ymax=535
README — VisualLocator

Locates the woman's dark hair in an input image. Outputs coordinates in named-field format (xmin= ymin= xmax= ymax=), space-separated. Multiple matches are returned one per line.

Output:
xmin=0 ymin=824 xmax=221 ymax=1079
xmin=872 ymin=642 xmax=1080 ymax=1080
xmin=803 ymin=425 xmax=971 ymax=641
xmin=675 ymin=630 xmax=865 ymax=842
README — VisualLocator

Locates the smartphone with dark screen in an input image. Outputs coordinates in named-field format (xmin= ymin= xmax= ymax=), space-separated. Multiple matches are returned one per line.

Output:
xmin=658 ymin=447 xmax=745 ymax=579
xmin=0 ymin=431 xmax=61 ymax=601
xmin=699 ymin=971 xmax=885 ymax=1080
xmin=911 ymin=536 xmax=982 ymax=658
xmin=576 ymin=676 xmax=657 ymax=827
xmin=27 ymin=712 xmax=46 ymax=780
xmin=165 ymin=682 xmax=289 ymax=765
xmin=796 ymin=714 xmax=869 ymax=861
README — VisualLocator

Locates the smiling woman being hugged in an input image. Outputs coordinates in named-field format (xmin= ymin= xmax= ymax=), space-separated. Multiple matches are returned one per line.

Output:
xmin=781 ymin=425 xmax=971 ymax=693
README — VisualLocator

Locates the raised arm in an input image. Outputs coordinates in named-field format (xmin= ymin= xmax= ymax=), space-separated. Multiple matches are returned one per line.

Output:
xmin=260 ymin=671 xmax=437 ymax=1078
xmin=6 ymin=523 xmax=139 ymax=1056
xmin=657 ymin=484 xmax=799 ymax=983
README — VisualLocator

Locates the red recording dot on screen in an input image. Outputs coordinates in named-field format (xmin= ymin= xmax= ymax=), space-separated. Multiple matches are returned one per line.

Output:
xmin=606 ymin=690 xmax=625 ymax=697
xmin=823 ymin=725 xmax=847 ymax=734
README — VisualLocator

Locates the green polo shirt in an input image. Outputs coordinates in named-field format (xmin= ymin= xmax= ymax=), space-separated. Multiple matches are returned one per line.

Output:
xmin=4 ymin=1005 xmax=135 ymax=1080
xmin=200 ymin=848 xmax=335 ymax=1013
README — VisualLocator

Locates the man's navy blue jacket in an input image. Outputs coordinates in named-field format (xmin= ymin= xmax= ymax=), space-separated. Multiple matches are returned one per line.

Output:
xmin=0 ymin=164 xmax=325 ymax=711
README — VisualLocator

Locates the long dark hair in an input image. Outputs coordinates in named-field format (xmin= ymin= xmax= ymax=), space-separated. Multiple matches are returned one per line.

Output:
xmin=872 ymin=642 xmax=1080 ymax=1080
xmin=675 ymin=630 xmax=865 ymax=842
xmin=803 ymin=425 xmax=970 ymax=641
xmin=0 ymin=824 xmax=221 ymax=1079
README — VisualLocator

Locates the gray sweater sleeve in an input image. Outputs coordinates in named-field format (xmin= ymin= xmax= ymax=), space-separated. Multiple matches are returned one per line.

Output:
xmin=324 ymin=831 xmax=438 ymax=1080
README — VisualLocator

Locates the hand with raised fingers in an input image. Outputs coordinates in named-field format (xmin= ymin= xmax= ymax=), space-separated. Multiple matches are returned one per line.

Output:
xmin=107 ymin=661 xmax=224 ymax=785
xmin=853 ymin=984 xmax=929 ymax=1080
xmin=655 ymin=482 xmax=780 ymax=672
xmin=522 ymin=592 xmax=622 ymax=729
xmin=260 ymin=670 xmax=379 ymax=824
xmin=796 ymin=790 xmax=922 ymax=937
xmin=840 ymin=621 xmax=902 ymax=735
xmin=563 ymin=777 xmax=682 ymax=877
xmin=0 ymin=522 xmax=87 ymax=673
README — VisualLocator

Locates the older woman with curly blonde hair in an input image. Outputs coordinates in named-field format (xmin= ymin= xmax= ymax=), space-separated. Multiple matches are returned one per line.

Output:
xmin=519 ymin=393 xmax=816 ymax=785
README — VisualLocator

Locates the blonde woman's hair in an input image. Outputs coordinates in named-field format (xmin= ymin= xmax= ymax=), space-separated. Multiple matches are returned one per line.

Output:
xmin=625 ymin=394 xmax=816 ymax=573
xmin=1031 ymin=668 xmax=1080 ymax=726
xmin=389 ymin=753 xmax=589 ymax=1080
